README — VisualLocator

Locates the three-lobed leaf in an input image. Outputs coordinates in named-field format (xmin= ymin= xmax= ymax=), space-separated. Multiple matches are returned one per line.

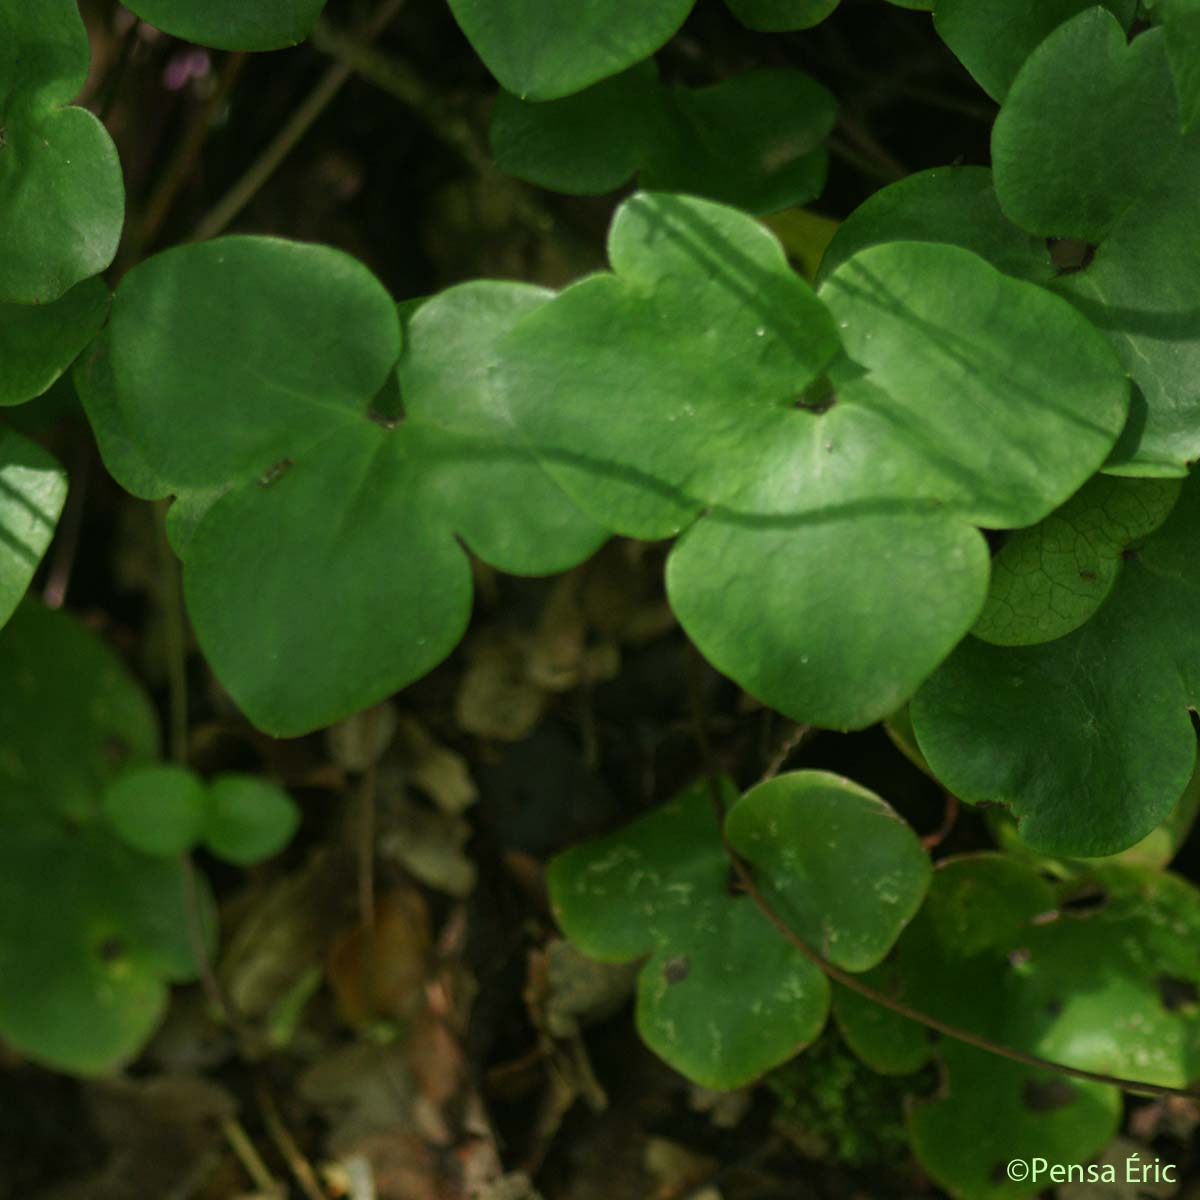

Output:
xmin=84 ymin=241 xmax=605 ymax=735
xmin=498 ymin=191 xmax=1128 ymax=729
xmin=549 ymin=771 xmax=930 ymax=1088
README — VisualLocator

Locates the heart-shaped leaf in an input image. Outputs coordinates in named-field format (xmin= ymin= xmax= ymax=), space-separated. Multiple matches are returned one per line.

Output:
xmin=447 ymin=0 xmax=694 ymax=100
xmin=492 ymin=65 xmax=836 ymax=214
xmin=0 ymin=603 xmax=210 ymax=1073
xmin=835 ymin=853 xmax=1200 ymax=1197
xmin=913 ymin=471 xmax=1200 ymax=857
xmin=992 ymin=10 xmax=1179 ymax=243
xmin=0 ymin=428 xmax=68 ymax=630
xmin=84 ymin=242 xmax=605 ymax=735
xmin=933 ymin=0 xmax=1138 ymax=101
xmin=499 ymin=191 xmax=1129 ymax=728
xmin=549 ymin=771 xmax=930 ymax=1088
xmin=122 ymin=0 xmax=327 ymax=51
xmin=973 ymin=474 xmax=1181 ymax=646
xmin=0 ymin=0 xmax=124 ymax=304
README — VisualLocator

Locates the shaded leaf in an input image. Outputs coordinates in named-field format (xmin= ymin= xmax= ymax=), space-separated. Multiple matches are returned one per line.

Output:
xmin=913 ymin=472 xmax=1200 ymax=857
xmin=202 ymin=773 xmax=300 ymax=866
xmin=101 ymin=764 xmax=208 ymax=858
xmin=0 ymin=279 xmax=109 ymax=407
xmin=974 ymin=474 xmax=1181 ymax=646
xmin=123 ymin=0 xmax=327 ymax=51
xmin=724 ymin=0 xmax=839 ymax=31
xmin=549 ymin=771 xmax=929 ymax=1088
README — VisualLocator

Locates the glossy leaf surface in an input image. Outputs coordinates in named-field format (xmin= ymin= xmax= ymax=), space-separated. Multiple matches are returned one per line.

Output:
xmin=549 ymin=772 xmax=930 ymax=1088
xmin=500 ymin=192 xmax=1128 ymax=728
xmin=0 ymin=0 xmax=124 ymax=304
xmin=0 ymin=429 xmax=68 ymax=630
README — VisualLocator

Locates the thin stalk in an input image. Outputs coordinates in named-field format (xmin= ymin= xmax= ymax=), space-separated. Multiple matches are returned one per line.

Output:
xmin=685 ymin=649 xmax=1200 ymax=1102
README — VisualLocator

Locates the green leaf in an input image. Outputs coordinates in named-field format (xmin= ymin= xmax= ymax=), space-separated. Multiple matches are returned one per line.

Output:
xmin=992 ymin=11 xmax=1180 ymax=242
xmin=122 ymin=0 xmax=327 ymax=51
xmin=202 ymin=773 xmax=300 ymax=865
xmin=642 ymin=69 xmax=836 ymax=214
xmin=913 ymin=472 xmax=1200 ymax=856
xmin=933 ymin=0 xmax=1138 ymax=101
xmin=447 ymin=0 xmax=694 ymax=100
xmin=724 ymin=0 xmax=839 ymax=31
xmin=0 ymin=279 xmax=110 ymax=407
xmin=90 ymin=244 xmax=604 ymax=735
xmin=108 ymin=238 xmax=403 ymax=491
xmin=0 ymin=429 xmax=68 ymax=630
xmin=0 ymin=603 xmax=210 ymax=1074
xmin=818 ymin=156 xmax=1200 ymax=476
xmin=492 ymin=65 xmax=836 ymax=214
xmin=101 ymin=764 xmax=208 ymax=857
xmin=549 ymin=771 xmax=929 ymax=1088
xmin=833 ymin=852 xmax=1200 ymax=1197
xmin=500 ymin=192 xmax=1129 ymax=728
xmin=815 ymin=166 xmax=1053 ymax=289
xmin=0 ymin=0 xmax=124 ymax=304
xmin=973 ymin=474 xmax=1181 ymax=646
xmin=490 ymin=63 xmax=658 ymax=195
xmin=1147 ymin=0 xmax=1200 ymax=131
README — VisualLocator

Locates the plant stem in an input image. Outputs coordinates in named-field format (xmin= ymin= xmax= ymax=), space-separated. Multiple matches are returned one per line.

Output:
xmin=191 ymin=0 xmax=408 ymax=241
xmin=220 ymin=1117 xmax=282 ymax=1196
xmin=685 ymin=644 xmax=1200 ymax=1102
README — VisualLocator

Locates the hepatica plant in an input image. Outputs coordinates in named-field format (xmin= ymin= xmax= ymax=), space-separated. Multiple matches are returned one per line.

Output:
xmin=4 ymin=0 xmax=1200 ymax=1193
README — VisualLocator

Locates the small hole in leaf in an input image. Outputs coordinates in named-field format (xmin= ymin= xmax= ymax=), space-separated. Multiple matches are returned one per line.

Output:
xmin=1045 ymin=998 xmax=1064 ymax=1018
xmin=1060 ymin=884 xmax=1109 ymax=917
xmin=726 ymin=865 xmax=749 ymax=897
xmin=98 ymin=937 xmax=126 ymax=963
xmin=258 ymin=458 xmax=294 ymax=487
xmin=926 ymin=1029 xmax=941 ymax=1044
xmin=1023 ymin=1078 xmax=1075 ymax=1111
xmin=663 ymin=956 xmax=690 ymax=984
xmin=990 ymin=1162 xmax=1010 ymax=1184
xmin=1079 ymin=569 xmax=1098 ymax=583
xmin=1122 ymin=546 xmax=1139 ymax=562
xmin=1156 ymin=975 xmax=1199 ymax=1011
xmin=793 ymin=374 xmax=836 ymax=414
xmin=1047 ymin=238 xmax=1096 ymax=274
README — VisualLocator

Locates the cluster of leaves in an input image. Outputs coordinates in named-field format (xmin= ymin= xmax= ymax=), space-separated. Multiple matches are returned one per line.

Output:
xmin=4 ymin=1 xmax=1200 ymax=1196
